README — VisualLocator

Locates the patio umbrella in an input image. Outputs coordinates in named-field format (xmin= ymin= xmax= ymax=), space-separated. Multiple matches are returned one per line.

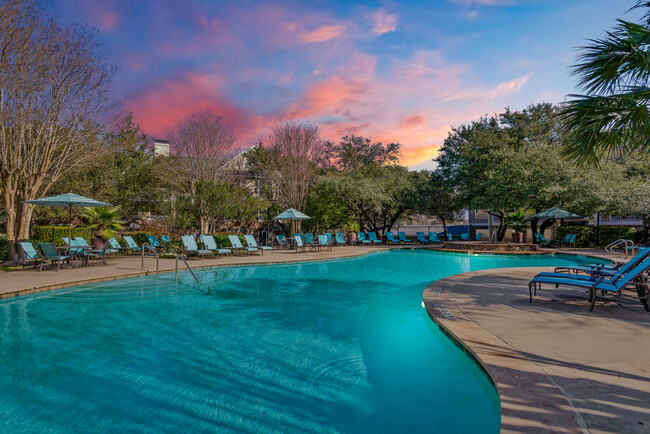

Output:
xmin=24 ymin=193 xmax=113 ymax=241
xmin=273 ymin=208 xmax=311 ymax=234
xmin=530 ymin=207 xmax=580 ymax=220
xmin=531 ymin=207 xmax=581 ymax=240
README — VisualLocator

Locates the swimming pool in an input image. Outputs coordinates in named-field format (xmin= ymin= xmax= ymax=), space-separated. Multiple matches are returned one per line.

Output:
xmin=0 ymin=250 xmax=602 ymax=432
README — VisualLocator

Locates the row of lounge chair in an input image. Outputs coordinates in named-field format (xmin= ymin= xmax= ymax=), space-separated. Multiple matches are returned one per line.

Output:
xmin=528 ymin=247 xmax=650 ymax=311
xmin=18 ymin=238 xmax=112 ymax=271
xmin=534 ymin=233 xmax=577 ymax=248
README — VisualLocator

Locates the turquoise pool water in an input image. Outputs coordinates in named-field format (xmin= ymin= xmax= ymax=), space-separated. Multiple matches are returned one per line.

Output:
xmin=0 ymin=250 xmax=602 ymax=433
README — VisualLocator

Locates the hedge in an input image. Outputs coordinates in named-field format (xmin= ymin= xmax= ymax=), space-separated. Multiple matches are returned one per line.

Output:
xmin=33 ymin=226 xmax=94 ymax=246
xmin=557 ymin=225 xmax=637 ymax=248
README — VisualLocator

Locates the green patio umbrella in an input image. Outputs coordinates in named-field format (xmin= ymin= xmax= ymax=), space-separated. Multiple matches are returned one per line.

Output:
xmin=530 ymin=207 xmax=580 ymax=220
xmin=273 ymin=208 xmax=311 ymax=234
xmin=531 ymin=207 xmax=581 ymax=240
xmin=24 ymin=193 xmax=113 ymax=241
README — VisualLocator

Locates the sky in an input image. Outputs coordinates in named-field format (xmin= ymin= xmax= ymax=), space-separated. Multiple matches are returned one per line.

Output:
xmin=47 ymin=0 xmax=640 ymax=170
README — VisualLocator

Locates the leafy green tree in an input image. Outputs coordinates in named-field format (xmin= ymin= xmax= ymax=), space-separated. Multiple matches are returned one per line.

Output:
xmin=411 ymin=171 xmax=464 ymax=235
xmin=560 ymin=1 xmax=650 ymax=164
xmin=323 ymin=135 xmax=401 ymax=171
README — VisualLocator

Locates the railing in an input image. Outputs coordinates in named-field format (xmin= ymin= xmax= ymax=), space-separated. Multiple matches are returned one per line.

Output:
xmin=605 ymin=239 xmax=635 ymax=259
xmin=140 ymin=243 xmax=159 ymax=276
xmin=175 ymin=254 xmax=200 ymax=284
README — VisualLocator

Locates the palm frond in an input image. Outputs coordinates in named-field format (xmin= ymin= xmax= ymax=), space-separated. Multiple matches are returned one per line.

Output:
xmin=572 ymin=20 xmax=650 ymax=95
xmin=560 ymin=86 xmax=650 ymax=165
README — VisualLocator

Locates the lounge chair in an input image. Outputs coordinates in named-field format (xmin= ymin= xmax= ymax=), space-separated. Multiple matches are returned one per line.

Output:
xmin=244 ymin=234 xmax=272 ymax=255
xmin=122 ymin=236 xmax=142 ymax=253
xmin=294 ymin=234 xmax=306 ymax=253
xmin=475 ymin=233 xmax=483 ymax=241
xmin=199 ymin=235 xmax=232 ymax=256
xmin=276 ymin=235 xmax=288 ymax=249
xmin=335 ymin=232 xmax=347 ymax=246
xmin=318 ymin=234 xmax=332 ymax=251
xmin=561 ymin=234 xmax=577 ymax=248
xmin=38 ymin=242 xmax=71 ymax=271
xmin=428 ymin=232 xmax=441 ymax=244
xmin=416 ymin=232 xmax=428 ymax=244
xmin=460 ymin=233 xmax=469 ymax=241
xmin=529 ymin=255 xmax=650 ymax=311
xmin=62 ymin=237 xmax=88 ymax=259
xmin=550 ymin=248 xmax=650 ymax=278
xmin=357 ymin=232 xmax=371 ymax=245
xmin=228 ymin=235 xmax=258 ymax=255
xmin=86 ymin=242 xmax=111 ymax=266
xmin=161 ymin=235 xmax=171 ymax=243
xmin=368 ymin=232 xmax=383 ymax=245
xmin=304 ymin=233 xmax=315 ymax=246
xmin=18 ymin=241 xmax=41 ymax=269
xmin=325 ymin=233 xmax=333 ymax=245
xmin=181 ymin=235 xmax=213 ymax=258
xmin=146 ymin=235 xmax=164 ymax=251
xmin=398 ymin=232 xmax=412 ymax=243
xmin=106 ymin=237 xmax=122 ymax=256
xmin=534 ymin=233 xmax=551 ymax=247
xmin=445 ymin=232 xmax=453 ymax=241
xmin=386 ymin=232 xmax=398 ymax=244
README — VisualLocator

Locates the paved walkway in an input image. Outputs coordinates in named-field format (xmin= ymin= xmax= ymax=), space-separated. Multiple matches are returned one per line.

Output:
xmin=424 ymin=266 xmax=650 ymax=434
xmin=0 ymin=246 xmax=384 ymax=298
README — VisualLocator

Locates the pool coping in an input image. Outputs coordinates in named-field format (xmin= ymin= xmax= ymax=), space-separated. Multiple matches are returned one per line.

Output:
xmin=422 ymin=250 xmax=620 ymax=433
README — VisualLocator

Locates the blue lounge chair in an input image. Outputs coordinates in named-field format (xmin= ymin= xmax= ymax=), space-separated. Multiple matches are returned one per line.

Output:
xmin=147 ymin=235 xmax=164 ymax=251
xmin=122 ymin=236 xmax=142 ymax=253
xmin=294 ymin=234 xmax=306 ymax=253
xmin=550 ymin=248 xmax=650 ymax=278
xmin=562 ymin=234 xmax=577 ymax=248
xmin=398 ymin=232 xmax=412 ymax=243
xmin=181 ymin=235 xmax=213 ymax=258
xmin=445 ymin=232 xmax=453 ymax=241
xmin=460 ymin=233 xmax=469 ymax=241
xmin=228 ymin=235 xmax=258 ymax=255
xmin=475 ymin=233 xmax=483 ymax=241
xmin=62 ymin=237 xmax=88 ymax=259
xmin=86 ymin=242 xmax=111 ymax=266
xmin=335 ymin=232 xmax=346 ymax=246
xmin=276 ymin=235 xmax=288 ymax=249
xmin=304 ymin=233 xmax=315 ymax=246
xmin=416 ymin=232 xmax=428 ymax=244
xmin=368 ymin=232 xmax=383 ymax=245
xmin=529 ymin=255 xmax=650 ymax=311
xmin=357 ymin=232 xmax=371 ymax=245
xmin=534 ymin=233 xmax=551 ymax=246
xmin=38 ymin=242 xmax=71 ymax=271
xmin=18 ymin=241 xmax=41 ymax=269
xmin=199 ymin=235 xmax=232 ymax=256
xmin=318 ymin=234 xmax=332 ymax=251
xmin=244 ymin=234 xmax=272 ymax=255
xmin=325 ymin=233 xmax=333 ymax=244
xmin=386 ymin=232 xmax=398 ymax=244
xmin=106 ymin=237 xmax=122 ymax=256
xmin=161 ymin=235 xmax=170 ymax=243
xmin=428 ymin=232 xmax=440 ymax=244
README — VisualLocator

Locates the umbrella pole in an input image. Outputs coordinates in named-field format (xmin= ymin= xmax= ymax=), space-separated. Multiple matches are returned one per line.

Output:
xmin=68 ymin=204 xmax=72 ymax=242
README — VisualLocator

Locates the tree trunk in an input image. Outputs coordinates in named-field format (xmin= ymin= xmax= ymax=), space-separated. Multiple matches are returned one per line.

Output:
xmin=441 ymin=216 xmax=447 ymax=237
xmin=530 ymin=217 xmax=539 ymax=242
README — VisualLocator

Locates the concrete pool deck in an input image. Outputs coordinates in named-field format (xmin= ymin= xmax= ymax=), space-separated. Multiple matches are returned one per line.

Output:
xmin=424 ymin=265 xmax=650 ymax=433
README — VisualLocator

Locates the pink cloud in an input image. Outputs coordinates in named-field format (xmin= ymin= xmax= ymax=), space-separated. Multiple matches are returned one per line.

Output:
xmin=300 ymin=24 xmax=345 ymax=43
xmin=371 ymin=10 xmax=397 ymax=35
xmin=124 ymin=72 xmax=257 ymax=139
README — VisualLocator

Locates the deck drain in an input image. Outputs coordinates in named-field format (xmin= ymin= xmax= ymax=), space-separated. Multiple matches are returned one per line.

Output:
xmin=432 ymin=303 xmax=457 ymax=319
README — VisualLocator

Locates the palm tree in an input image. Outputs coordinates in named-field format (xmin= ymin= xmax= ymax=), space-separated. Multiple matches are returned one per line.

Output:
xmin=82 ymin=205 xmax=124 ymax=239
xmin=560 ymin=1 xmax=650 ymax=165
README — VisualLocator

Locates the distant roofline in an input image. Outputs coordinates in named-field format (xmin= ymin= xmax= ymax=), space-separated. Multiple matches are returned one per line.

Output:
xmin=153 ymin=139 xmax=170 ymax=144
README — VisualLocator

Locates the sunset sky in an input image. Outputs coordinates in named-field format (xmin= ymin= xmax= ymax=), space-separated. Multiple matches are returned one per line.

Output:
xmin=49 ymin=0 xmax=635 ymax=170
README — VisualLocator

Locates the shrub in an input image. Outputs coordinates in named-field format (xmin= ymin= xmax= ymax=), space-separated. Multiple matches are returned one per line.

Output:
xmin=32 ymin=226 xmax=93 ymax=246
xmin=207 ymin=232 xmax=244 ymax=248
xmin=557 ymin=225 xmax=637 ymax=247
